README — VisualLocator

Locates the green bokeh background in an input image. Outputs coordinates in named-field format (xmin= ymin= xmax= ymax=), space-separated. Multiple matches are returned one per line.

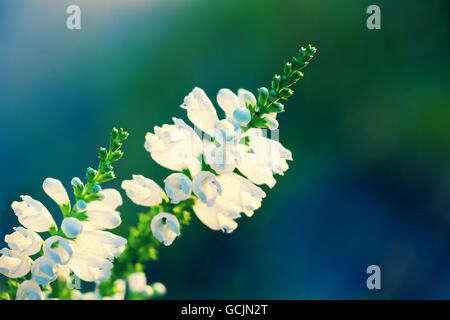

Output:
xmin=1 ymin=0 xmax=449 ymax=298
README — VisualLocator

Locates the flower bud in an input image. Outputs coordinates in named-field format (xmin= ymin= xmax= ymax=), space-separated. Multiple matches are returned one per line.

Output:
xmin=43 ymin=178 xmax=70 ymax=206
xmin=99 ymin=147 xmax=108 ymax=161
xmin=292 ymin=71 xmax=304 ymax=81
xmin=86 ymin=167 xmax=97 ymax=181
xmin=71 ymin=177 xmax=83 ymax=188
xmin=232 ymin=108 xmax=251 ymax=126
xmin=262 ymin=114 xmax=279 ymax=130
xmin=62 ymin=217 xmax=83 ymax=238
xmin=151 ymin=282 xmax=167 ymax=297
xmin=271 ymin=74 xmax=281 ymax=91
xmin=280 ymin=88 xmax=294 ymax=99
xmin=257 ymin=87 xmax=269 ymax=107
xmin=127 ymin=272 xmax=147 ymax=293
xmin=109 ymin=150 xmax=123 ymax=162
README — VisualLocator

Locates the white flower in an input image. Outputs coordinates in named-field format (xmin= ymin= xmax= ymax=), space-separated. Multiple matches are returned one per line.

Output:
xmin=193 ymin=201 xmax=238 ymax=234
xmin=180 ymin=87 xmax=219 ymax=132
xmin=237 ymin=134 xmax=293 ymax=188
xmin=151 ymin=282 xmax=167 ymax=296
xmin=0 ymin=248 xmax=32 ymax=278
xmin=68 ymin=242 xmax=113 ymax=283
xmin=31 ymin=256 xmax=57 ymax=286
xmin=83 ymin=192 xmax=122 ymax=230
xmin=99 ymin=188 xmax=123 ymax=209
xmin=192 ymin=173 xmax=265 ymax=233
xmin=42 ymin=177 xmax=70 ymax=206
xmin=215 ymin=173 xmax=266 ymax=218
xmin=61 ymin=217 xmax=83 ymax=238
xmin=217 ymin=88 xmax=254 ymax=126
xmin=145 ymin=118 xmax=203 ymax=175
xmin=4 ymin=227 xmax=43 ymax=256
xmin=11 ymin=196 xmax=55 ymax=232
xmin=43 ymin=236 xmax=73 ymax=265
xmin=164 ymin=173 xmax=192 ymax=204
xmin=15 ymin=280 xmax=43 ymax=300
xmin=121 ymin=174 xmax=165 ymax=207
xmin=150 ymin=213 xmax=180 ymax=246
xmin=75 ymin=230 xmax=127 ymax=261
xmin=192 ymin=171 xmax=222 ymax=206
xmin=127 ymin=272 xmax=147 ymax=293
xmin=203 ymin=140 xmax=239 ymax=175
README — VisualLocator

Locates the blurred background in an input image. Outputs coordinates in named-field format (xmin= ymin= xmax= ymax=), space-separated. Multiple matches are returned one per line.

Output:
xmin=0 ymin=0 xmax=449 ymax=299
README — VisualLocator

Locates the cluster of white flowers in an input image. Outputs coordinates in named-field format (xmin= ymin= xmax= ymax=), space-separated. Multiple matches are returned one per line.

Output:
xmin=122 ymin=87 xmax=292 ymax=243
xmin=0 ymin=177 xmax=126 ymax=300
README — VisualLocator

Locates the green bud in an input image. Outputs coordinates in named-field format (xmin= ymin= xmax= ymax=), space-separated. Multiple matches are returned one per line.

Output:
xmin=269 ymin=89 xmax=277 ymax=98
xmin=271 ymin=74 xmax=281 ymax=91
xmin=111 ymin=141 xmax=122 ymax=152
xmin=86 ymin=167 xmax=97 ymax=181
xmin=71 ymin=177 xmax=83 ymax=188
xmin=257 ymin=87 xmax=269 ymax=107
xmin=268 ymin=102 xmax=284 ymax=113
xmin=104 ymin=163 xmax=113 ymax=171
xmin=102 ymin=171 xmax=116 ymax=181
xmin=298 ymin=47 xmax=307 ymax=57
xmin=111 ymin=128 xmax=119 ymax=140
xmin=99 ymin=147 xmax=108 ymax=161
xmin=292 ymin=71 xmax=304 ymax=81
xmin=119 ymin=131 xmax=129 ymax=141
xmin=109 ymin=150 xmax=123 ymax=162
xmin=280 ymin=88 xmax=294 ymax=99
xmin=283 ymin=62 xmax=292 ymax=76
xmin=92 ymin=184 xmax=101 ymax=193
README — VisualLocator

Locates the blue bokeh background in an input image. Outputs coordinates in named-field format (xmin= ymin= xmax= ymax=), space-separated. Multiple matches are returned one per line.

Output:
xmin=1 ymin=0 xmax=449 ymax=299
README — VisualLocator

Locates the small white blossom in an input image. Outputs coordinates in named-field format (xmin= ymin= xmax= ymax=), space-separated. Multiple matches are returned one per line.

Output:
xmin=192 ymin=171 xmax=222 ymax=206
xmin=0 ymin=248 xmax=32 ymax=278
xmin=4 ymin=227 xmax=43 ymax=256
xmin=15 ymin=280 xmax=43 ymax=300
xmin=43 ymin=236 xmax=73 ymax=265
xmin=151 ymin=282 xmax=167 ymax=296
xmin=11 ymin=196 xmax=55 ymax=232
xmin=217 ymin=88 xmax=254 ymax=126
xmin=32 ymin=256 xmax=58 ymax=286
xmin=164 ymin=173 xmax=192 ymax=204
xmin=121 ymin=174 xmax=165 ymax=207
xmin=61 ymin=217 xmax=84 ymax=238
xmin=193 ymin=201 xmax=238 ymax=234
xmin=150 ymin=213 xmax=180 ymax=246
xmin=68 ymin=242 xmax=113 ymax=283
xmin=83 ymin=193 xmax=122 ymax=230
xmin=42 ymin=177 xmax=70 ymax=206
xmin=180 ymin=87 xmax=219 ymax=132
xmin=215 ymin=173 xmax=266 ymax=218
xmin=75 ymin=230 xmax=126 ymax=261
xmin=237 ymin=134 xmax=292 ymax=188
xmin=127 ymin=272 xmax=147 ymax=293
xmin=145 ymin=118 xmax=203 ymax=175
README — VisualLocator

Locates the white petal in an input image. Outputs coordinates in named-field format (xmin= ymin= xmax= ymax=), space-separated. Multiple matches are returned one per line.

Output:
xmin=217 ymin=88 xmax=239 ymax=118
xmin=42 ymin=178 xmax=70 ymax=206
xmin=180 ymin=87 xmax=219 ymax=132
